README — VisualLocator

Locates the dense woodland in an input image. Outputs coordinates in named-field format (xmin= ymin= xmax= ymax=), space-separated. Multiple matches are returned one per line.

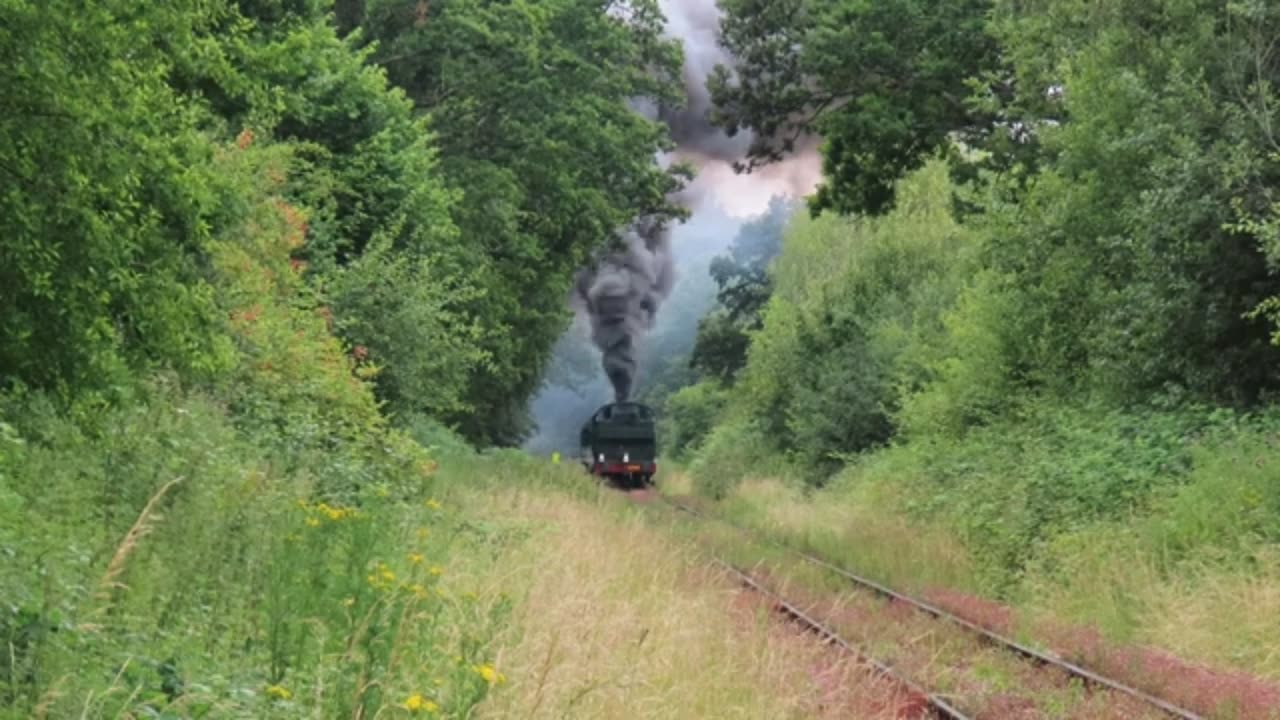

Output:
xmin=3 ymin=0 xmax=1280 ymax=715
xmin=652 ymin=0 xmax=1280 ymax=657
xmin=1 ymin=1 xmax=687 ymax=715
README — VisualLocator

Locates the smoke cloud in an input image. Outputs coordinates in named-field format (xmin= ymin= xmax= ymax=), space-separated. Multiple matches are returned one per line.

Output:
xmin=657 ymin=0 xmax=750 ymax=163
xmin=657 ymin=0 xmax=822 ymax=213
xmin=572 ymin=216 xmax=675 ymax=402
xmin=569 ymin=0 xmax=821 ymax=405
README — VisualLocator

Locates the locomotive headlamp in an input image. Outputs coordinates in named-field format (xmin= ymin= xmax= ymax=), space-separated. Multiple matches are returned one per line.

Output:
xmin=597 ymin=453 xmax=605 ymax=463
xmin=623 ymin=452 xmax=630 ymax=463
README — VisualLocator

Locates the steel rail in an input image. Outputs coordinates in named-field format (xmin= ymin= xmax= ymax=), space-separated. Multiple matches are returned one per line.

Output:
xmin=713 ymin=558 xmax=972 ymax=720
xmin=662 ymin=496 xmax=1203 ymax=720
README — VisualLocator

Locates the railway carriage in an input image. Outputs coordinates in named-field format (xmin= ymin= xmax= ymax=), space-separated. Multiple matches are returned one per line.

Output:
xmin=579 ymin=401 xmax=657 ymax=488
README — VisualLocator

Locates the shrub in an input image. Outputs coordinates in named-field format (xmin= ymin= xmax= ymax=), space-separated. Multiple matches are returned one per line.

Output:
xmin=0 ymin=376 xmax=514 ymax=719
xmin=661 ymin=381 xmax=729 ymax=459
xmin=688 ymin=417 xmax=796 ymax=500
xmin=727 ymin=161 xmax=973 ymax=478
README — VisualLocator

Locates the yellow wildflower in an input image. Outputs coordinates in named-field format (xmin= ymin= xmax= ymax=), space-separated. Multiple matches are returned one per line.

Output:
xmin=415 ymin=527 xmax=430 ymax=540
xmin=408 ymin=552 xmax=425 ymax=565
xmin=425 ymin=498 xmax=442 ymax=511
xmin=428 ymin=566 xmax=444 ymax=577
xmin=312 ymin=502 xmax=355 ymax=521
xmin=341 ymin=597 xmax=356 ymax=608
xmin=411 ymin=584 xmax=428 ymax=599
xmin=305 ymin=517 xmax=321 ymax=528
xmin=472 ymin=663 xmax=505 ymax=685
xmin=367 ymin=561 xmax=396 ymax=590
xmin=402 ymin=693 xmax=439 ymax=713
xmin=265 ymin=684 xmax=292 ymax=700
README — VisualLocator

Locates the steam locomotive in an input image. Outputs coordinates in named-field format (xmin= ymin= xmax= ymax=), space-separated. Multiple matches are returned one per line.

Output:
xmin=579 ymin=401 xmax=657 ymax=488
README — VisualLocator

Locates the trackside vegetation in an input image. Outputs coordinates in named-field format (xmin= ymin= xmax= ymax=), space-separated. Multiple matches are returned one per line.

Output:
xmin=661 ymin=0 xmax=1280 ymax=683
xmin=7 ymin=0 xmax=1280 ymax=714
xmin=427 ymin=458 xmax=901 ymax=720
xmin=0 ymin=0 xmax=685 ymax=716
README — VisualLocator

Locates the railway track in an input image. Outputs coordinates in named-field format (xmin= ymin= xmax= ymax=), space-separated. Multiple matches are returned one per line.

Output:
xmin=715 ymin=558 xmax=973 ymax=719
xmin=658 ymin=495 xmax=1204 ymax=720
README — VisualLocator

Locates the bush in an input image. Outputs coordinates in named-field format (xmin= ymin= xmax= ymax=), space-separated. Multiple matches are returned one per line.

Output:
xmin=329 ymin=246 xmax=488 ymax=421
xmin=661 ymin=382 xmax=729 ymax=459
xmin=688 ymin=417 xmax=796 ymax=500
xmin=726 ymin=161 xmax=972 ymax=478
xmin=0 ymin=381 xmax=514 ymax=719
xmin=398 ymin=411 xmax=478 ymax=463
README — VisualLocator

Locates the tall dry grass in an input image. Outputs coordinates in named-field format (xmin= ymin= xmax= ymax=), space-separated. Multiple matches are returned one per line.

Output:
xmin=657 ymin=465 xmax=695 ymax=496
xmin=719 ymin=478 xmax=978 ymax=595
xmin=459 ymin=488 xmax=907 ymax=719
xmin=91 ymin=477 xmax=182 ymax=611
xmin=1142 ymin=554 xmax=1280 ymax=679
xmin=1026 ymin=544 xmax=1280 ymax=682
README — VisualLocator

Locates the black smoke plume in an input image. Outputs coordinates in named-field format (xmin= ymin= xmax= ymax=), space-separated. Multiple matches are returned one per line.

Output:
xmin=570 ymin=0 xmax=818 ymax=405
xmin=572 ymin=216 xmax=675 ymax=402
xmin=569 ymin=2 xmax=726 ymax=403
xmin=657 ymin=0 xmax=751 ymax=163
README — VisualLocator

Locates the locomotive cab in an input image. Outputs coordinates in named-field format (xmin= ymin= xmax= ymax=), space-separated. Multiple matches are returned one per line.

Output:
xmin=579 ymin=401 xmax=657 ymax=488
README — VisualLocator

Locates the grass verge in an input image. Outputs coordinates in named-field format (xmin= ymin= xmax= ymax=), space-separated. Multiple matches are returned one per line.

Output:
xmin=439 ymin=463 xmax=918 ymax=719
xmin=664 ymin=472 xmax=1280 ymax=718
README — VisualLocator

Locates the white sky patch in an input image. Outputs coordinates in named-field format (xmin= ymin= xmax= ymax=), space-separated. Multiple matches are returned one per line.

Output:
xmin=679 ymin=152 xmax=823 ymax=217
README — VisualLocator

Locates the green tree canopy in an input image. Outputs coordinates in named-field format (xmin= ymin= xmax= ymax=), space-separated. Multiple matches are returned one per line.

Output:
xmin=1 ymin=1 xmax=238 ymax=396
xmin=691 ymin=197 xmax=795 ymax=380
xmin=973 ymin=0 xmax=1280 ymax=404
xmin=356 ymin=0 xmax=689 ymax=443
xmin=709 ymin=0 xmax=999 ymax=216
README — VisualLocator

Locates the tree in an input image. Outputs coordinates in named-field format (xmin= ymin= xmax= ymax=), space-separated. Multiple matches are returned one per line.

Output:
xmin=0 ymin=1 xmax=238 ymax=395
xmin=691 ymin=197 xmax=795 ymax=380
xmin=709 ymin=0 xmax=1000 ymax=216
xmin=166 ymin=0 xmax=488 ymax=424
xmin=355 ymin=0 xmax=688 ymax=444
xmin=973 ymin=0 xmax=1280 ymax=405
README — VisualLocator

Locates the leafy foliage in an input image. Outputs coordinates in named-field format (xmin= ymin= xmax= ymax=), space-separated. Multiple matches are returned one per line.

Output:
xmin=710 ymin=0 xmax=1000 ymax=215
xmin=357 ymin=0 xmax=688 ymax=444
xmin=659 ymin=381 xmax=729 ymax=459
xmin=973 ymin=0 xmax=1280 ymax=404
xmin=682 ymin=0 xmax=1280 ymax=629
xmin=1 ymin=1 xmax=236 ymax=396
xmin=691 ymin=197 xmax=795 ymax=381
xmin=329 ymin=246 xmax=488 ymax=420
xmin=724 ymin=163 xmax=969 ymax=471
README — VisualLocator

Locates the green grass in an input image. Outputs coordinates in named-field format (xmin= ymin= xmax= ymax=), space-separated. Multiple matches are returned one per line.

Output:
xmin=443 ymin=471 xmax=921 ymax=720
xmin=679 ymin=401 xmax=1280 ymax=683
xmin=0 ymin=386 xmax=509 ymax=718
